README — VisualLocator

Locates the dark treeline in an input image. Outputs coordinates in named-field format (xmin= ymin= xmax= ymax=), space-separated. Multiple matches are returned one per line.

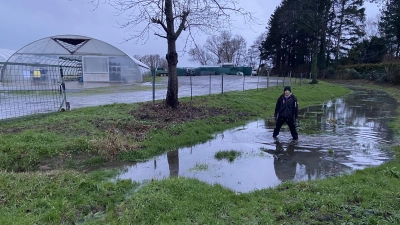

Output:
xmin=259 ymin=0 xmax=400 ymax=84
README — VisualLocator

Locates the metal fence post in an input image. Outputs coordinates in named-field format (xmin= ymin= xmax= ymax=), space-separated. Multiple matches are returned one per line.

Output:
xmin=59 ymin=66 xmax=68 ymax=111
xmin=190 ymin=73 xmax=193 ymax=101
xmin=209 ymin=73 xmax=211 ymax=96
xmin=221 ymin=73 xmax=224 ymax=94
xmin=152 ymin=68 xmax=155 ymax=103
xmin=242 ymin=74 xmax=245 ymax=92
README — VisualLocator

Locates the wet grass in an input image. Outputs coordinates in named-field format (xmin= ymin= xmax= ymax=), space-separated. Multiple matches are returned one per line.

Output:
xmin=0 ymin=81 xmax=349 ymax=172
xmin=110 ymin=158 xmax=400 ymax=224
xmin=215 ymin=150 xmax=242 ymax=162
xmin=141 ymin=75 xmax=165 ymax=83
xmin=190 ymin=163 xmax=209 ymax=172
xmin=5 ymin=80 xmax=400 ymax=224
xmin=0 ymin=169 xmax=140 ymax=225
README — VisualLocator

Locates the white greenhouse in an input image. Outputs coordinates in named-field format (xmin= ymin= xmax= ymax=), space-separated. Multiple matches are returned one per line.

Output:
xmin=0 ymin=48 xmax=15 ymax=62
xmin=1 ymin=35 xmax=150 ymax=83
xmin=0 ymin=48 xmax=15 ymax=73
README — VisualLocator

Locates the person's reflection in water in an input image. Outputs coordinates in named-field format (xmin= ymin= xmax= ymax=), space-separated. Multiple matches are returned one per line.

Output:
xmin=273 ymin=141 xmax=297 ymax=182
xmin=167 ymin=150 xmax=179 ymax=177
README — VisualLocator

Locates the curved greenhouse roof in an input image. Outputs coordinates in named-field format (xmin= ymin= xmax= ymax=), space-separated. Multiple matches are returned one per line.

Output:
xmin=3 ymin=35 xmax=150 ymax=83
xmin=0 ymin=48 xmax=15 ymax=62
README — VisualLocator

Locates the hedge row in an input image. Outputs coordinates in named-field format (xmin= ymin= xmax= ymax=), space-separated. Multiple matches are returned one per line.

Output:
xmin=334 ymin=62 xmax=400 ymax=84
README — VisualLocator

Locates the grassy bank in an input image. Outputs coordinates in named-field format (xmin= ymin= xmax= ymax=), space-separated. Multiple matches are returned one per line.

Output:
xmin=3 ymin=81 xmax=399 ymax=224
xmin=0 ymin=81 xmax=349 ymax=172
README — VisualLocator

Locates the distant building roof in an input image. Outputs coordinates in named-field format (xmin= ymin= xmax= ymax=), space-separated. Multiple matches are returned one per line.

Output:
xmin=0 ymin=48 xmax=15 ymax=62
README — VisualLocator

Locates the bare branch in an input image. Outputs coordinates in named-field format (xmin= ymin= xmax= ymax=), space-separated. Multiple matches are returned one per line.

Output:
xmin=175 ymin=11 xmax=189 ymax=38
xmin=93 ymin=0 xmax=258 ymax=44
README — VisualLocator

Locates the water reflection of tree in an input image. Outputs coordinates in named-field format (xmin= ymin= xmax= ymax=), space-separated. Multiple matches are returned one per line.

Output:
xmin=301 ymin=89 xmax=397 ymax=142
xmin=167 ymin=150 xmax=179 ymax=177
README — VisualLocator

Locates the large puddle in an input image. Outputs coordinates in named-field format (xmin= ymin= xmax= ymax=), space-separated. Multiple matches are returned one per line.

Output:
xmin=117 ymin=89 xmax=399 ymax=193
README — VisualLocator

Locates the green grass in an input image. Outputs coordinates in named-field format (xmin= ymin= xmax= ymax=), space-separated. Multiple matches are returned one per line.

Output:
xmin=215 ymin=150 xmax=242 ymax=162
xmin=0 ymin=169 xmax=139 ymax=225
xmin=142 ymin=75 xmax=165 ymax=83
xmin=4 ymin=80 xmax=400 ymax=224
xmin=189 ymin=163 xmax=209 ymax=172
xmin=0 ymin=81 xmax=350 ymax=171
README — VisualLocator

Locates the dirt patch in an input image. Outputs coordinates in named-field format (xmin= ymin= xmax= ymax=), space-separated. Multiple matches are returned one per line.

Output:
xmin=86 ymin=101 xmax=241 ymax=141
xmin=130 ymin=101 xmax=236 ymax=124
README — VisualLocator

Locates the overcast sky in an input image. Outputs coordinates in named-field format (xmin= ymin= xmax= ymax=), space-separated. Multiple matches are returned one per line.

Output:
xmin=0 ymin=0 xmax=380 ymax=67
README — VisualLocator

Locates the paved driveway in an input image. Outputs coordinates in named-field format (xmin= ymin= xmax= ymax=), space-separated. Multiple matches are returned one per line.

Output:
xmin=65 ymin=75 xmax=300 ymax=109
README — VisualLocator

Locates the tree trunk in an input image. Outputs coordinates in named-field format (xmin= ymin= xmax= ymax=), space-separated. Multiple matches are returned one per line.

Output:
xmin=311 ymin=39 xmax=319 ymax=84
xmin=164 ymin=0 xmax=179 ymax=108
xmin=165 ymin=39 xmax=179 ymax=108
xmin=334 ymin=0 xmax=345 ymax=67
xmin=311 ymin=51 xmax=318 ymax=84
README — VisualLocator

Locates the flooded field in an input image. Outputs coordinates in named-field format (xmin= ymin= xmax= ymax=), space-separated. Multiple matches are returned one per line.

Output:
xmin=117 ymin=88 xmax=399 ymax=193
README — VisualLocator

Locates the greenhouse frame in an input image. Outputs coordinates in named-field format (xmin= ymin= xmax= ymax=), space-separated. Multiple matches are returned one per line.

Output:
xmin=0 ymin=35 xmax=150 ymax=83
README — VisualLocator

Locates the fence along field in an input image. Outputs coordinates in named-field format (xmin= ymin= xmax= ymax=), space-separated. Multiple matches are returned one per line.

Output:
xmin=0 ymin=62 xmax=68 ymax=120
xmin=0 ymin=61 xmax=310 ymax=121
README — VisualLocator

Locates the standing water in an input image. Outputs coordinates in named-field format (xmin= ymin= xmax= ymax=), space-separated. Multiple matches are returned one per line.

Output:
xmin=118 ymin=89 xmax=399 ymax=193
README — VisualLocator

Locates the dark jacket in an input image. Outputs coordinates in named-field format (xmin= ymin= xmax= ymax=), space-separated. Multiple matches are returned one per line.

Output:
xmin=274 ymin=93 xmax=298 ymax=119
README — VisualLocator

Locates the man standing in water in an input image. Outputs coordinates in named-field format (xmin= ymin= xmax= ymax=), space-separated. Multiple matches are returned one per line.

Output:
xmin=273 ymin=86 xmax=298 ymax=140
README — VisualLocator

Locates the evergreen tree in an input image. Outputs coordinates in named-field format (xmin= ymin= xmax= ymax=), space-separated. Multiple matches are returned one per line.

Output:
xmin=331 ymin=0 xmax=366 ymax=66
xmin=379 ymin=0 xmax=400 ymax=57
xmin=345 ymin=36 xmax=388 ymax=64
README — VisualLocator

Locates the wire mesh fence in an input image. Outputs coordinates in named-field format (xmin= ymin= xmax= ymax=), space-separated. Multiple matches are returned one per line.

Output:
xmin=179 ymin=73 xmax=309 ymax=101
xmin=0 ymin=66 xmax=309 ymax=121
xmin=0 ymin=62 xmax=68 ymax=120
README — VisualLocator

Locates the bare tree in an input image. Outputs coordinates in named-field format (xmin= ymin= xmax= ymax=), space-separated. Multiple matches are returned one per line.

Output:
xmin=93 ymin=0 xmax=256 ymax=108
xmin=233 ymin=35 xmax=247 ymax=65
xmin=188 ymin=47 xmax=216 ymax=65
xmin=204 ymin=34 xmax=225 ymax=64
xmin=246 ymin=32 xmax=267 ymax=69
xmin=219 ymin=31 xmax=236 ymax=63
xmin=132 ymin=54 xmax=142 ymax=61
xmin=204 ymin=31 xmax=247 ymax=64
xmin=137 ymin=54 xmax=168 ymax=70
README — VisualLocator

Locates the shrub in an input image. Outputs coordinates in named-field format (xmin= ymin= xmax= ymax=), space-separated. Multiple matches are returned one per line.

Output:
xmin=335 ymin=68 xmax=361 ymax=79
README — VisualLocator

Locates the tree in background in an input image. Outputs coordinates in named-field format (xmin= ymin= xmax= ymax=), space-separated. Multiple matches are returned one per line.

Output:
xmin=379 ymin=0 xmax=400 ymax=58
xmin=188 ymin=47 xmax=215 ymax=66
xmin=260 ymin=0 xmax=371 ymax=82
xmin=300 ymin=0 xmax=332 ymax=84
xmin=247 ymin=32 xmax=267 ymax=69
xmin=331 ymin=0 xmax=365 ymax=66
xmin=135 ymin=54 xmax=168 ymax=70
xmin=261 ymin=0 xmax=296 ymax=75
xmin=232 ymin=35 xmax=247 ymax=66
xmin=189 ymin=31 xmax=247 ymax=66
xmin=261 ymin=0 xmax=332 ymax=83
xmin=345 ymin=36 xmax=388 ymax=64
xmin=93 ymin=0 xmax=255 ymax=108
